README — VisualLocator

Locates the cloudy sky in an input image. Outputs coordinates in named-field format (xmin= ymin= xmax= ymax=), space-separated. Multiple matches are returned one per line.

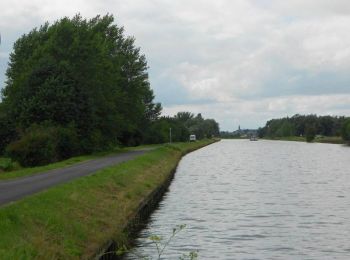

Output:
xmin=1 ymin=0 xmax=350 ymax=130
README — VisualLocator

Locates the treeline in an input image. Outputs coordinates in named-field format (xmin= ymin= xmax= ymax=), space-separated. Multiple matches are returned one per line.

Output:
xmin=258 ymin=114 xmax=350 ymax=142
xmin=0 ymin=15 xmax=219 ymax=166
xmin=144 ymin=112 xmax=219 ymax=144
xmin=220 ymin=129 xmax=257 ymax=139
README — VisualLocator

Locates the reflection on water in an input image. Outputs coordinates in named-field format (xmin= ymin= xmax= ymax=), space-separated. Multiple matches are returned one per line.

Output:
xmin=125 ymin=140 xmax=350 ymax=259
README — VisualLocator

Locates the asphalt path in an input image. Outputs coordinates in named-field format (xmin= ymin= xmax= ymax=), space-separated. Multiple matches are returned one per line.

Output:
xmin=0 ymin=150 xmax=148 ymax=206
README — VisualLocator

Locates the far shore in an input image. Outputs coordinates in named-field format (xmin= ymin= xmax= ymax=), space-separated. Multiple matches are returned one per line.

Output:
xmin=262 ymin=136 xmax=344 ymax=144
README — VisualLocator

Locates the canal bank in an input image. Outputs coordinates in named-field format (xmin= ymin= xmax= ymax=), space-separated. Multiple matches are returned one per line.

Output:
xmin=0 ymin=139 xmax=217 ymax=259
xmin=262 ymin=136 xmax=345 ymax=144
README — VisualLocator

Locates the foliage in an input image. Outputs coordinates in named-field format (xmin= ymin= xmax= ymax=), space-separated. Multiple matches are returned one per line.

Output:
xmin=5 ymin=124 xmax=82 ymax=167
xmin=260 ymin=114 xmax=347 ymax=139
xmin=1 ymin=14 xmax=161 ymax=160
xmin=143 ymin=112 xmax=219 ymax=144
xmin=6 ymin=125 xmax=58 ymax=166
xmin=305 ymin=125 xmax=316 ymax=142
xmin=0 ymin=103 xmax=17 ymax=155
xmin=180 ymin=112 xmax=220 ymax=139
xmin=341 ymin=119 xmax=350 ymax=144
xmin=0 ymin=158 xmax=18 ymax=172
xmin=55 ymin=124 xmax=80 ymax=160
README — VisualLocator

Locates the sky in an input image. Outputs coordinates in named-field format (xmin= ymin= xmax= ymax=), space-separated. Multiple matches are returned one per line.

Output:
xmin=1 ymin=0 xmax=350 ymax=131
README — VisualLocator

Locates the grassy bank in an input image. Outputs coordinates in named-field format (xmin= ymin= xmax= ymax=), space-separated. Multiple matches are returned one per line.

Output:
xmin=314 ymin=136 xmax=344 ymax=144
xmin=0 ymin=139 xmax=217 ymax=259
xmin=263 ymin=136 xmax=344 ymax=144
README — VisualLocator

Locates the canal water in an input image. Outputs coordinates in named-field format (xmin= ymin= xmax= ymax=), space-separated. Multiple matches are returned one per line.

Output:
xmin=125 ymin=140 xmax=350 ymax=259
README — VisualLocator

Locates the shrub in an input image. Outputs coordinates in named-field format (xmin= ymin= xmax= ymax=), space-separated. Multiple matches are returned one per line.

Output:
xmin=6 ymin=125 xmax=57 ymax=167
xmin=6 ymin=124 xmax=87 ymax=167
xmin=0 ymin=158 xmax=16 ymax=172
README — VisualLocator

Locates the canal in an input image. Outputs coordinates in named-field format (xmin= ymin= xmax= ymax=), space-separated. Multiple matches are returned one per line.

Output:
xmin=125 ymin=140 xmax=350 ymax=259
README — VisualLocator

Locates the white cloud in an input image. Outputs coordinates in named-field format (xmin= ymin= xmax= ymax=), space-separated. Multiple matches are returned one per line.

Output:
xmin=1 ymin=0 xmax=350 ymax=130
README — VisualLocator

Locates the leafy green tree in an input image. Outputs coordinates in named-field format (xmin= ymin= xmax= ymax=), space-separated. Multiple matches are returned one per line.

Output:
xmin=175 ymin=112 xmax=194 ymax=124
xmin=1 ymin=14 xmax=160 ymax=160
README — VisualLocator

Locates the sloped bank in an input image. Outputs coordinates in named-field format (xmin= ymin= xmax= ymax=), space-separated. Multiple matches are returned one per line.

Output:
xmin=0 ymin=139 xmax=217 ymax=260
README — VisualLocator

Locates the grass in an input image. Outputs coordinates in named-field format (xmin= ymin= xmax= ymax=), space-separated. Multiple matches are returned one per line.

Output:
xmin=0 ymin=139 xmax=217 ymax=260
xmin=263 ymin=136 xmax=344 ymax=144
xmin=0 ymin=144 xmax=159 ymax=181
xmin=263 ymin=136 xmax=306 ymax=142
xmin=314 ymin=136 xmax=344 ymax=144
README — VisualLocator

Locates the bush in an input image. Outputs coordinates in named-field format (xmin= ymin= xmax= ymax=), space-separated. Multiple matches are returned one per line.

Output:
xmin=6 ymin=125 xmax=57 ymax=167
xmin=6 ymin=124 xmax=82 ymax=167
xmin=0 ymin=158 xmax=16 ymax=172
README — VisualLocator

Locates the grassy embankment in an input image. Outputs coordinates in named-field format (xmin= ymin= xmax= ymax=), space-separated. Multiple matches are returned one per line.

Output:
xmin=0 ymin=139 xmax=217 ymax=259
xmin=263 ymin=136 xmax=344 ymax=144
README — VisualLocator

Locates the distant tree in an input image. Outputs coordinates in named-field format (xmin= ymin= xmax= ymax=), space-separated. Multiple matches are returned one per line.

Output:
xmin=341 ymin=119 xmax=350 ymax=144
xmin=175 ymin=112 xmax=194 ymax=123
xmin=257 ymin=127 xmax=265 ymax=138
xmin=202 ymin=119 xmax=220 ymax=138
xmin=143 ymin=112 xmax=220 ymax=143
xmin=276 ymin=120 xmax=295 ymax=137
xmin=143 ymin=117 xmax=189 ymax=144
xmin=260 ymin=114 xmax=344 ymax=139
xmin=305 ymin=125 xmax=316 ymax=142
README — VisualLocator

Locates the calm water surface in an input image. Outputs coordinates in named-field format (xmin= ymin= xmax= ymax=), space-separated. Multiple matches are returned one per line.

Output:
xmin=126 ymin=140 xmax=350 ymax=259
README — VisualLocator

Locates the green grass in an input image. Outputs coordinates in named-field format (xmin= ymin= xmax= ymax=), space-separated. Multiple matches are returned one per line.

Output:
xmin=0 ymin=139 xmax=217 ymax=260
xmin=263 ymin=136 xmax=344 ymax=144
xmin=0 ymin=144 xmax=159 ymax=181
xmin=314 ymin=136 xmax=344 ymax=144
xmin=263 ymin=136 xmax=306 ymax=142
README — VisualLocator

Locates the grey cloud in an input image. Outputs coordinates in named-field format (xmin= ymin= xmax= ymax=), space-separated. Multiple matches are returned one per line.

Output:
xmin=1 ymin=0 xmax=350 ymax=130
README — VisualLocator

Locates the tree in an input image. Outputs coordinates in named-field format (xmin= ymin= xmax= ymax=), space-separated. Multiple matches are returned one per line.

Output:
xmin=305 ymin=124 xmax=316 ymax=142
xmin=0 ymin=103 xmax=17 ymax=154
xmin=259 ymin=114 xmax=344 ymax=139
xmin=341 ymin=119 xmax=350 ymax=144
xmin=175 ymin=112 xmax=194 ymax=123
xmin=1 ymin=14 xmax=160 ymax=159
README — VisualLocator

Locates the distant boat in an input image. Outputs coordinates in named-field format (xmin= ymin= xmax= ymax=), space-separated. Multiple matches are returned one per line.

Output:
xmin=250 ymin=136 xmax=258 ymax=141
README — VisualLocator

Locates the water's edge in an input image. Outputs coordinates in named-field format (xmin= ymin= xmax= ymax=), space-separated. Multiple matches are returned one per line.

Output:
xmin=94 ymin=141 xmax=218 ymax=260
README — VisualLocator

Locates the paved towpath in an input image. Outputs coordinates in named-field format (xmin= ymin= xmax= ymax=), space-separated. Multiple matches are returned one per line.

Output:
xmin=0 ymin=150 xmax=148 ymax=206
